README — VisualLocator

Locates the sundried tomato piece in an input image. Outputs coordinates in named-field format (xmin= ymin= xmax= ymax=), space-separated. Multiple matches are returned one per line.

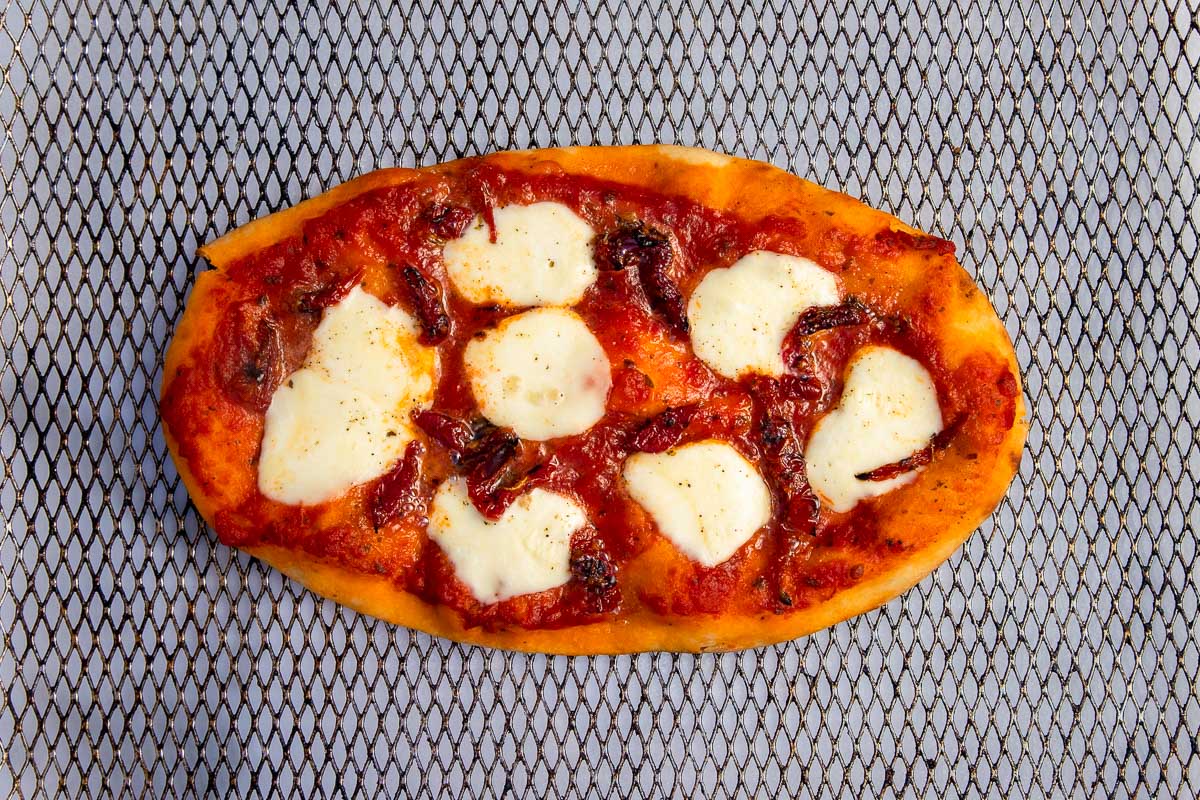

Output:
xmin=596 ymin=220 xmax=689 ymax=334
xmin=630 ymin=404 xmax=699 ymax=453
xmin=215 ymin=298 xmax=285 ymax=413
xmin=399 ymin=265 xmax=451 ymax=345
xmin=370 ymin=441 xmax=425 ymax=528
xmin=294 ymin=268 xmax=363 ymax=316
xmin=874 ymin=228 xmax=955 ymax=256
xmin=413 ymin=410 xmax=476 ymax=461
xmin=420 ymin=203 xmax=475 ymax=240
xmin=855 ymin=414 xmax=966 ymax=481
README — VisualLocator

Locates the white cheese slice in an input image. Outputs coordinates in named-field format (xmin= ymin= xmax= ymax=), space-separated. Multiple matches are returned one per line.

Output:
xmin=623 ymin=440 xmax=772 ymax=567
xmin=464 ymin=307 xmax=611 ymax=440
xmin=687 ymin=251 xmax=841 ymax=379
xmin=258 ymin=287 xmax=437 ymax=505
xmin=805 ymin=346 xmax=943 ymax=512
xmin=442 ymin=202 xmax=598 ymax=307
xmin=427 ymin=478 xmax=586 ymax=603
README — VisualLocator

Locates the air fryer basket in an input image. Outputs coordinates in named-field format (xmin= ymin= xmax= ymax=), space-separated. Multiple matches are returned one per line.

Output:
xmin=1 ymin=0 xmax=1196 ymax=796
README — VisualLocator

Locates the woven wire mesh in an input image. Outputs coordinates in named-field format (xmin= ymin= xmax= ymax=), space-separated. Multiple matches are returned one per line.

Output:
xmin=1 ymin=0 xmax=1197 ymax=796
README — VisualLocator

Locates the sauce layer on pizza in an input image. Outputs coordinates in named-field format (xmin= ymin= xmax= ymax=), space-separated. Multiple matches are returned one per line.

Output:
xmin=161 ymin=145 xmax=1026 ymax=653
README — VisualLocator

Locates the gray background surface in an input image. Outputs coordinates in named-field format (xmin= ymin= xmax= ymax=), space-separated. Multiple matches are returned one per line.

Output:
xmin=1 ymin=0 xmax=1198 ymax=796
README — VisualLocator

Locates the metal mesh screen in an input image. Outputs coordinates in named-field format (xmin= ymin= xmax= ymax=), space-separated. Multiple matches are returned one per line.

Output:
xmin=1 ymin=0 xmax=1197 ymax=796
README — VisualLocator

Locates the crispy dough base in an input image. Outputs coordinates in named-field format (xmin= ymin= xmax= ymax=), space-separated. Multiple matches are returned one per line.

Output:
xmin=164 ymin=145 xmax=1027 ymax=654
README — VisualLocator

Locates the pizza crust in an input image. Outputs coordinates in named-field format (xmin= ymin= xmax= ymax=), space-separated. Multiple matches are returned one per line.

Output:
xmin=166 ymin=145 xmax=1027 ymax=654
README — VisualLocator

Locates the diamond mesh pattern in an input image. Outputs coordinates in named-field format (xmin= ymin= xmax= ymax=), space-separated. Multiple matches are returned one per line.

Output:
xmin=1 ymin=0 xmax=1198 ymax=796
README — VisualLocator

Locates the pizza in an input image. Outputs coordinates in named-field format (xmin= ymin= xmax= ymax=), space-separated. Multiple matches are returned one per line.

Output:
xmin=161 ymin=145 xmax=1026 ymax=654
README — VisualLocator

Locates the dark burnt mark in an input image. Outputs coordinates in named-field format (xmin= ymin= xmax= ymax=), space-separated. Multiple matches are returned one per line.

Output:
xmin=570 ymin=553 xmax=617 ymax=594
xmin=370 ymin=441 xmax=425 ymax=529
xmin=242 ymin=362 xmax=265 ymax=384
xmin=855 ymin=413 xmax=966 ymax=481
xmin=399 ymin=265 xmax=451 ymax=345
xmin=875 ymin=228 xmax=956 ymax=256
xmin=630 ymin=404 xmax=699 ymax=453
xmin=595 ymin=219 xmax=689 ymax=335
xmin=760 ymin=418 xmax=787 ymax=448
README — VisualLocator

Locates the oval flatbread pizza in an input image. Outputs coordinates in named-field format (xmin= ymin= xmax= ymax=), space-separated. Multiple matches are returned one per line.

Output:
xmin=161 ymin=145 xmax=1026 ymax=653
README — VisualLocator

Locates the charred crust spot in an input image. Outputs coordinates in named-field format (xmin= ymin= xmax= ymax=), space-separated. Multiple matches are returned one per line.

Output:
xmin=570 ymin=554 xmax=617 ymax=593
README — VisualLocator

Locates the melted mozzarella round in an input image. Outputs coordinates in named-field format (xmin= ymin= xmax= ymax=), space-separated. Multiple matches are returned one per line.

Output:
xmin=442 ymin=202 xmax=598 ymax=307
xmin=687 ymin=251 xmax=840 ymax=379
xmin=464 ymin=307 xmax=611 ymax=440
xmin=427 ymin=478 xmax=586 ymax=603
xmin=623 ymin=440 xmax=771 ymax=567
xmin=805 ymin=346 xmax=943 ymax=512
xmin=258 ymin=287 xmax=437 ymax=505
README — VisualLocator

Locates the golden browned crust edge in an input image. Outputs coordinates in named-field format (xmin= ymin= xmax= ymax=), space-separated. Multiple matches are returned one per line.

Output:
xmin=164 ymin=144 xmax=1027 ymax=654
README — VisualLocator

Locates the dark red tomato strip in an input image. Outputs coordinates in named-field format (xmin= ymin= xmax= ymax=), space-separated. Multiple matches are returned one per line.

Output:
xmin=413 ymin=410 xmax=476 ymax=461
xmin=399 ymin=265 xmax=451 ymax=345
xmin=792 ymin=298 xmax=871 ymax=337
xmin=630 ymin=404 xmax=699 ymax=453
xmin=874 ymin=228 xmax=956 ymax=256
xmin=297 ymin=267 xmax=363 ymax=315
xmin=782 ymin=299 xmax=870 ymax=367
xmin=370 ymin=441 xmax=425 ymax=528
xmin=470 ymin=455 xmax=568 ymax=521
xmin=855 ymin=413 xmax=966 ymax=481
xmin=752 ymin=376 xmax=824 ymax=534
